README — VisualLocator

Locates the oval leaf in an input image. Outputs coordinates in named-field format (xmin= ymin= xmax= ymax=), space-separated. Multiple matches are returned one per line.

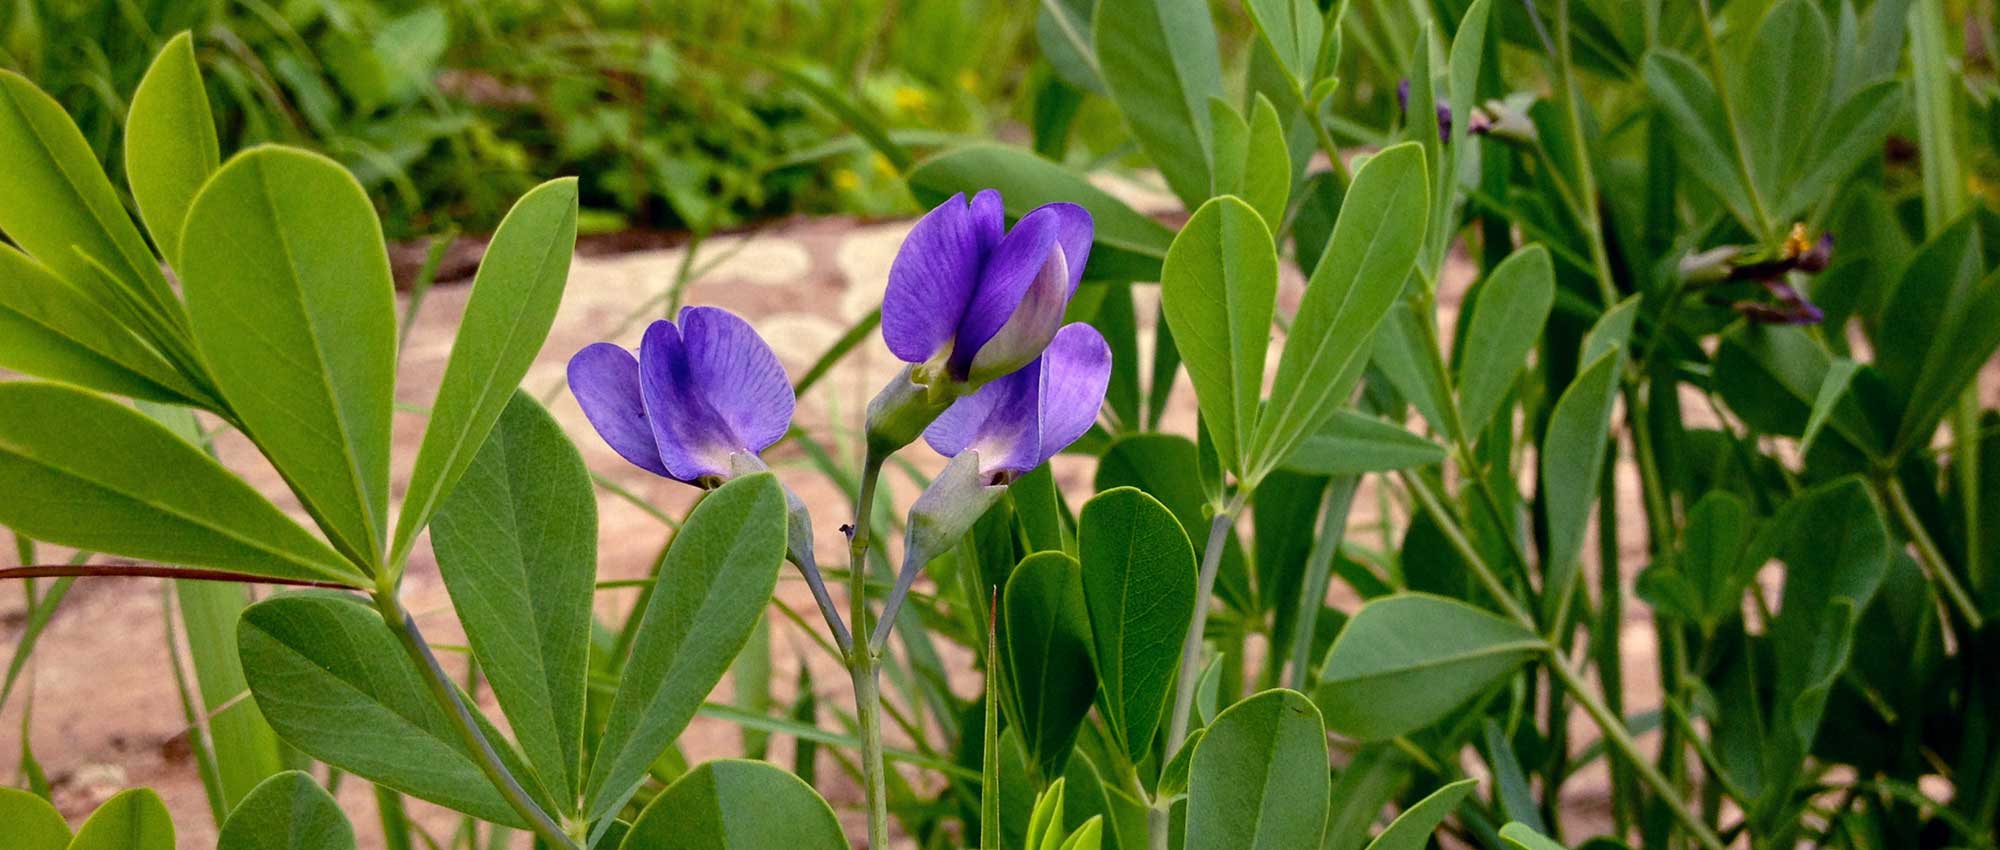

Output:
xmin=1185 ymin=689 xmax=1329 ymax=850
xmin=181 ymin=146 xmax=397 ymax=568
xmin=1361 ymin=778 xmax=1476 ymax=850
xmin=430 ymin=392 xmax=596 ymax=807
xmin=1160 ymin=196 xmax=1279 ymax=477
xmin=1250 ymin=142 xmax=1429 ymax=482
xmin=1094 ymin=0 xmax=1225 ymax=206
xmin=0 ymin=244 xmax=203 ymax=405
xmin=585 ymin=473 xmax=788 ymax=819
xmin=1455 ymin=245 xmax=1554 ymax=438
xmin=392 ymin=178 xmax=579 ymax=564
xmin=0 ymin=71 xmax=182 ymax=332
xmin=124 ymin=32 xmax=220 ymax=267
xmin=1078 ymin=486 xmax=1196 ymax=762
xmin=1281 ymin=410 xmax=1447 ymax=476
xmin=1539 ymin=348 xmax=1621 ymax=620
xmin=0 ymin=382 xmax=360 ymax=585
xmin=237 ymin=591 xmax=544 ymax=827
xmin=216 ymin=771 xmax=356 ymax=850
xmin=66 ymin=788 xmax=174 ymax=850
xmin=621 ymin=759 xmax=848 ymax=850
xmin=1315 ymin=594 xmax=1542 ymax=740
xmin=1005 ymin=551 xmax=1099 ymax=779
xmin=0 ymin=787 xmax=70 ymax=850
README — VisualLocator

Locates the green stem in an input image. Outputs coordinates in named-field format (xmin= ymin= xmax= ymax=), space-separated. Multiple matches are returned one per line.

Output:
xmin=1152 ymin=501 xmax=1242 ymax=850
xmin=1549 ymin=656 xmax=1727 ymax=850
xmin=372 ymin=589 xmax=575 ymax=850
xmin=846 ymin=452 xmax=891 ymax=850
xmin=1405 ymin=470 xmax=1726 ymax=850
xmin=1286 ymin=478 xmax=1359 ymax=689
xmin=1880 ymin=476 xmax=1986 ymax=631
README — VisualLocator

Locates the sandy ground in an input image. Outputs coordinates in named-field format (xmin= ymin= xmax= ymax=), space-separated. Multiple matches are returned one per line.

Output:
xmin=9 ymin=168 xmax=1957 ymax=847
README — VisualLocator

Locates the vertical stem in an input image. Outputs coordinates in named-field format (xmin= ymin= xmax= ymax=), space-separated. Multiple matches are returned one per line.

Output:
xmin=1549 ymin=657 xmax=1727 ymax=850
xmin=846 ymin=452 xmax=891 ymax=850
xmin=372 ymin=590 xmax=575 ymax=850
xmin=1151 ymin=504 xmax=1241 ymax=850
xmin=1287 ymin=478 xmax=1359 ymax=690
xmin=1881 ymin=476 xmax=1986 ymax=631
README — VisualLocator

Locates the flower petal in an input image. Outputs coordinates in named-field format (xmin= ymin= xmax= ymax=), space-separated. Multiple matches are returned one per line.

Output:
xmin=951 ymin=202 xmax=1093 ymax=376
xmin=883 ymin=192 xmax=999 ymax=363
xmin=965 ymin=243 xmax=1068 ymax=384
xmin=1034 ymin=323 xmax=1112 ymax=467
xmin=678 ymin=306 xmax=794 ymax=454
xmin=568 ymin=342 xmax=668 ymax=477
xmin=922 ymin=364 xmax=1041 ymax=476
xmin=637 ymin=319 xmax=737 ymax=482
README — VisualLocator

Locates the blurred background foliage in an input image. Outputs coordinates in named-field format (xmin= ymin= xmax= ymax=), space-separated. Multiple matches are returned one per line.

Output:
xmin=0 ymin=0 xmax=1429 ymax=242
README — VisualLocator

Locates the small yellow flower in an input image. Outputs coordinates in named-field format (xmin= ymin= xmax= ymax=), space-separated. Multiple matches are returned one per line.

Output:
xmin=871 ymin=153 xmax=897 ymax=177
xmin=833 ymin=169 xmax=861 ymax=191
xmin=892 ymin=85 xmax=929 ymax=113
xmin=957 ymin=69 xmax=979 ymax=92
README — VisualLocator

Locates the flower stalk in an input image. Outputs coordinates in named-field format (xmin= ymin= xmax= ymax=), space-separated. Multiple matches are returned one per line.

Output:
xmin=1152 ymin=499 xmax=1244 ymax=850
xmin=846 ymin=451 xmax=892 ymax=850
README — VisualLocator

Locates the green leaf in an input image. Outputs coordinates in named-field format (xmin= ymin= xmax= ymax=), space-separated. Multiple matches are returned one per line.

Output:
xmin=1037 ymin=0 xmax=1105 ymax=94
xmin=1368 ymin=301 xmax=1455 ymax=438
xmin=1498 ymin=822 xmax=1568 ymax=850
xmin=1738 ymin=0 xmax=1830 ymax=210
xmin=181 ymin=146 xmax=397 ymax=568
xmin=1155 ymin=728 xmax=1203 ymax=801
xmin=1322 ymin=745 xmax=1410 ymax=850
xmin=392 ymin=178 xmax=578 ymax=565
xmin=0 ymin=382 xmax=361 ymax=585
xmin=430 ymin=393 xmax=595 ymax=808
xmin=1315 ymin=594 xmax=1542 ymax=740
xmin=1095 ymin=433 xmax=1254 ymax=610
xmin=907 ymin=144 xmax=1174 ymax=282
xmin=65 ymin=788 xmax=174 ymax=850
xmin=1160 ymin=196 xmax=1278 ymax=478
xmin=0 ymin=71 xmax=183 ymax=336
xmin=1643 ymin=51 xmax=1759 ymax=233
xmin=1243 ymin=95 xmax=1292 ymax=231
xmin=125 ymin=32 xmax=220 ymax=268
xmin=1078 ymin=488 xmax=1196 ymax=762
xmin=1361 ymin=778 xmax=1475 ymax=850
xmin=619 ymin=760 xmax=849 ymax=850
xmin=1094 ymin=0 xmax=1225 ymax=206
xmin=1250 ymin=142 xmax=1429 ymax=483
xmin=585 ymin=473 xmax=788 ymax=819
xmin=1799 ymin=356 xmax=1860 ymax=454
xmin=1539 ymin=348 xmax=1621 ymax=621
xmin=0 ymin=244 xmax=204 ymax=405
xmin=1005 ymin=551 xmax=1099 ymax=780
xmin=216 ymin=771 xmax=356 ymax=850
xmin=1281 ymin=411 xmax=1446 ymax=476
xmin=1244 ymin=0 xmax=1322 ymax=90
xmin=1779 ymin=79 xmax=1904 ymax=220
xmin=0 ymin=786 xmax=69 ymax=850
xmin=1456 ymin=245 xmax=1554 ymax=438
xmin=237 ymin=591 xmax=543 ymax=826
xmin=1185 ymin=689 xmax=1329 ymax=850
xmin=1208 ymin=100 xmax=1249 ymax=201
xmin=1714 ymin=324 xmax=1882 ymax=455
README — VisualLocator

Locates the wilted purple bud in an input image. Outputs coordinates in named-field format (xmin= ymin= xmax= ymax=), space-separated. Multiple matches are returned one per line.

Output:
xmin=1396 ymin=79 xmax=1452 ymax=143
xmin=569 ymin=306 xmax=793 ymax=485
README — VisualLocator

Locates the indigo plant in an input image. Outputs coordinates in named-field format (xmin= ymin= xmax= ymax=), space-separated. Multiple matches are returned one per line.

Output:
xmin=4 ymin=2 xmax=2000 ymax=850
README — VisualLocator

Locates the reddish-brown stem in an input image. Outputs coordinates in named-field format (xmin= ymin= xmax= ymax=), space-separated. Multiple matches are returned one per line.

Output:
xmin=0 ymin=563 xmax=356 ymax=589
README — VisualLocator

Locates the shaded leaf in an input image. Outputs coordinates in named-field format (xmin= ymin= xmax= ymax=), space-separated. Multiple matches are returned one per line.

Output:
xmin=1185 ymin=689 xmax=1329 ymax=850
xmin=216 ymin=771 xmax=356 ymax=850
xmin=1005 ymin=552 xmax=1099 ymax=779
xmin=1078 ymin=487 xmax=1196 ymax=761
xmin=125 ymin=32 xmax=220 ymax=267
xmin=619 ymin=760 xmax=848 ymax=850
xmin=1315 ymin=594 xmax=1541 ymax=740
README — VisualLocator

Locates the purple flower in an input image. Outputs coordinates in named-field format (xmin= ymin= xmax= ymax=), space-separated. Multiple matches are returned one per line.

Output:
xmin=567 ymin=306 xmax=793 ymax=485
xmin=921 ymin=322 xmax=1112 ymax=485
xmin=883 ymin=191 xmax=1094 ymax=385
